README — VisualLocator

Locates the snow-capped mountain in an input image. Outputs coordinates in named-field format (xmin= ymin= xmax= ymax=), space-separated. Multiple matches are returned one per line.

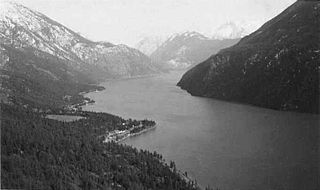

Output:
xmin=0 ymin=1 xmax=158 ymax=80
xmin=135 ymin=36 xmax=166 ymax=56
xmin=151 ymin=31 xmax=239 ymax=69
xmin=212 ymin=22 xmax=248 ymax=39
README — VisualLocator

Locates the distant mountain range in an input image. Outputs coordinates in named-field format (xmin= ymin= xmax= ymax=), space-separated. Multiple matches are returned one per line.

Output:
xmin=135 ymin=22 xmax=253 ymax=70
xmin=178 ymin=0 xmax=320 ymax=114
xmin=150 ymin=31 xmax=239 ymax=69
xmin=0 ymin=2 xmax=159 ymax=82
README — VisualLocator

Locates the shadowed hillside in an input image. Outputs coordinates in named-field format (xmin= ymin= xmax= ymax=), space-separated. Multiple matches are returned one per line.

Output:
xmin=178 ymin=0 xmax=320 ymax=114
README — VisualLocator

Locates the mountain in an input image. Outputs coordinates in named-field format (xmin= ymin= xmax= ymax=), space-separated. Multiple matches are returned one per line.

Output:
xmin=150 ymin=31 xmax=239 ymax=69
xmin=178 ymin=0 xmax=320 ymax=114
xmin=135 ymin=36 xmax=166 ymax=56
xmin=0 ymin=44 xmax=103 ymax=109
xmin=0 ymin=2 xmax=158 ymax=81
xmin=212 ymin=22 xmax=247 ymax=39
xmin=74 ymin=43 xmax=159 ymax=78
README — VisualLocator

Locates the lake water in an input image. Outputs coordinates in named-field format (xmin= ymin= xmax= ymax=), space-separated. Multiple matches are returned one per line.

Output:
xmin=83 ymin=71 xmax=319 ymax=190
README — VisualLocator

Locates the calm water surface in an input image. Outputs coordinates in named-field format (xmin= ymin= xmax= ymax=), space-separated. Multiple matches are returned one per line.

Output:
xmin=83 ymin=71 xmax=319 ymax=190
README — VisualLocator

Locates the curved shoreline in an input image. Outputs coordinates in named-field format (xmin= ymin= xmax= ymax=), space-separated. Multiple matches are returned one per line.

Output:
xmin=116 ymin=125 xmax=157 ymax=143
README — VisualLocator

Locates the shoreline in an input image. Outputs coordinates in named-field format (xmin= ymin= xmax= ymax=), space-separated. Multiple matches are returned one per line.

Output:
xmin=116 ymin=125 xmax=157 ymax=143
xmin=76 ymin=74 xmax=161 ymax=110
xmin=177 ymin=170 xmax=202 ymax=190
xmin=77 ymin=81 xmax=158 ymax=145
xmin=103 ymin=124 xmax=157 ymax=144
xmin=78 ymin=73 xmax=203 ymax=189
xmin=102 ymin=73 xmax=160 ymax=82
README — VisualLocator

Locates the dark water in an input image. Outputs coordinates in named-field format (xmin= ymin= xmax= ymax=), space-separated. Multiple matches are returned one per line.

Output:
xmin=83 ymin=71 xmax=319 ymax=190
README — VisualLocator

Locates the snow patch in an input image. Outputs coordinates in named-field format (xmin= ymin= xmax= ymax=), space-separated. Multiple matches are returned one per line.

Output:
xmin=166 ymin=58 xmax=191 ymax=69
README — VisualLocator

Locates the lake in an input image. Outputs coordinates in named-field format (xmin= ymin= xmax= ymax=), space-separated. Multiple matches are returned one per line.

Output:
xmin=83 ymin=71 xmax=319 ymax=190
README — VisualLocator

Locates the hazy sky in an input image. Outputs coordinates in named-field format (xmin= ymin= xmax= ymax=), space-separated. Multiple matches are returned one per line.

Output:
xmin=11 ymin=0 xmax=296 ymax=46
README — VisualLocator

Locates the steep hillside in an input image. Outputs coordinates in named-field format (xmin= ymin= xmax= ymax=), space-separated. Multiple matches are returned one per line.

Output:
xmin=178 ymin=0 xmax=320 ymax=114
xmin=151 ymin=31 xmax=239 ymax=69
xmin=0 ymin=44 xmax=103 ymax=109
xmin=0 ymin=2 xmax=158 ymax=80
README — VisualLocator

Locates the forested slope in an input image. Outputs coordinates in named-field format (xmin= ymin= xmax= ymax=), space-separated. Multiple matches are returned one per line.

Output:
xmin=178 ymin=0 xmax=320 ymax=114
xmin=1 ymin=103 xmax=198 ymax=190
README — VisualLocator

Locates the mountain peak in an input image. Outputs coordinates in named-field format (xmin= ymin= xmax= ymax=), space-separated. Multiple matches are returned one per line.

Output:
xmin=212 ymin=22 xmax=247 ymax=40
xmin=134 ymin=36 xmax=166 ymax=56
xmin=165 ymin=31 xmax=209 ymax=43
xmin=179 ymin=31 xmax=209 ymax=40
xmin=150 ymin=31 xmax=239 ymax=70
xmin=1 ymin=1 xmax=42 ymax=22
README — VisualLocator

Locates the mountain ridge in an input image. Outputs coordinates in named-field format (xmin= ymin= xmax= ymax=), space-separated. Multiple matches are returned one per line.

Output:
xmin=0 ymin=1 xmax=159 ymax=81
xmin=178 ymin=0 xmax=320 ymax=114
xmin=150 ymin=31 xmax=239 ymax=69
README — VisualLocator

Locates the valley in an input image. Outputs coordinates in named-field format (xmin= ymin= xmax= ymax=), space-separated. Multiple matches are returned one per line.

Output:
xmin=1 ymin=0 xmax=319 ymax=190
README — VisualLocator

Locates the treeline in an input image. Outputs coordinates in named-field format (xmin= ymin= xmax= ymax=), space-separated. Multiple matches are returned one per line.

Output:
xmin=1 ymin=103 xmax=197 ymax=190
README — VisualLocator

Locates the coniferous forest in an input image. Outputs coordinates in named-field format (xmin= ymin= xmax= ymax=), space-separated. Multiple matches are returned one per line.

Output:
xmin=1 ymin=103 xmax=198 ymax=190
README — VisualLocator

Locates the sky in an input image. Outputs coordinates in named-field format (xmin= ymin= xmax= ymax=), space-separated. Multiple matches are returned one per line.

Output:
xmin=9 ymin=0 xmax=296 ymax=46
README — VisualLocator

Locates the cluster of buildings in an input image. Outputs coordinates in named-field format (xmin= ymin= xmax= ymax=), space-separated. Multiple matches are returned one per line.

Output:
xmin=103 ymin=129 xmax=131 ymax=143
